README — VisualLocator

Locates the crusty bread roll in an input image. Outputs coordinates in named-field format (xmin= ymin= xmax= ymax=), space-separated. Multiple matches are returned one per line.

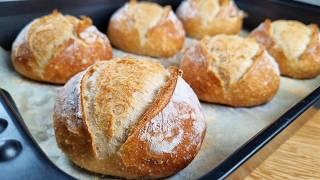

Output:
xmin=180 ymin=35 xmax=280 ymax=107
xmin=176 ymin=0 xmax=244 ymax=39
xmin=107 ymin=1 xmax=185 ymax=58
xmin=53 ymin=57 xmax=206 ymax=178
xmin=11 ymin=10 xmax=112 ymax=84
xmin=250 ymin=19 xmax=320 ymax=79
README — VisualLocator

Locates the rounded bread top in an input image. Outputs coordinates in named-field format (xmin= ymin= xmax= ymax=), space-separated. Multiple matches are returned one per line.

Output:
xmin=201 ymin=35 xmax=260 ymax=86
xmin=271 ymin=20 xmax=312 ymax=61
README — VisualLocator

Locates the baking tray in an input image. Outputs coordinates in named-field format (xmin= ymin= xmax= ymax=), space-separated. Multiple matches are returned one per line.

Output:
xmin=0 ymin=0 xmax=320 ymax=179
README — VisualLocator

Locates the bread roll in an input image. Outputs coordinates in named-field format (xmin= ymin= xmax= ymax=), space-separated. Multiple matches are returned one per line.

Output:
xmin=53 ymin=57 xmax=206 ymax=178
xmin=107 ymin=1 xmax=185 ymax=58
xmin=180 ymin=35 xmax=280 ymax=107
xmin=11 ymin=10 xmax=112 ymax=84
xmin=250 ymin=19 xmax=320 ymax=79
xmin=176 ymin=0 xmax=244 ymax=39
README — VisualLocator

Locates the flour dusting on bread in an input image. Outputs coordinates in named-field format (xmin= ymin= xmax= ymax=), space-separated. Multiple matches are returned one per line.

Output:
xmin=108 ymin=1 xmax=185 ymax=57
xmin=176 ymin=1 xmax=198 ymax=20
xmin=53 ymin=57 xmax=206 ymax=178
xmin=11 ymin=10 xmax=112 ymax=84
xmin=81 ymin=59 xmax=170 ymax=158
xmin=204 ymin=35 xmax=258 ymax=85
xmin=271 ymin=20 xmax=311 ymax=61
xmin=54 ymin=71 xmax=85 ymax=132
xmin=12 ymin=21 xmax=34 ymax=52
xmin=139 ymin=77 xmax=205 ymax=154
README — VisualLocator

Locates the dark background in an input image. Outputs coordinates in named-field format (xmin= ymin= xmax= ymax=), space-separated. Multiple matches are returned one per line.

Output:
xmin=0 ymin=0 xmax=320 ymax=50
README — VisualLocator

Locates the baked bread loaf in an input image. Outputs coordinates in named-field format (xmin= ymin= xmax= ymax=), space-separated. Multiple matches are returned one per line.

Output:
xmin=11 ymin=10 xmax=112 ymax=84
xmin=53 ymin=57 xmax=206 ymax=178
xmin=250 ymin=19 xmax=320 ymax=79
xmin=107 ymin=1 xmax=185 ymax=58
xmin=176 ymin=0 xmax=245 ymax=39
xmin=180 ymin=35 xmax=280 ymax=107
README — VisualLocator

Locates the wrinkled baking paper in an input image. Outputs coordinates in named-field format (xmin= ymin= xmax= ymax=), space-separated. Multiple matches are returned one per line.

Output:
xmin=1 ymin=38 xmax=319 ymax=179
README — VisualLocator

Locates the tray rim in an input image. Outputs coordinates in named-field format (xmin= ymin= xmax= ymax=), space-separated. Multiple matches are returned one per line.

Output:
xmin=200 ymin=86 xmax=320 ymax=179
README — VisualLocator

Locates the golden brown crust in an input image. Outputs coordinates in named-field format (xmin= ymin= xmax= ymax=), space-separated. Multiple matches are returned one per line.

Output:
xmin=53 ymin=57 xmax=206 ymax=178
xmin=118 ymin=68 xmax=205 ymax=177
xmin=107 ymin=1 xmax=185 ymax=58
xmin=11 ymin=10 xmax=112 ymax=84
xmin=180 ymin=35 xmax=280 ymax=107
xmin=176 ymin=0 xmax=244 ymax=39
xmin=53 ymin=70 xmax=94 ymax=170
xmin=250 ymin=19 xmax=320 ymax=79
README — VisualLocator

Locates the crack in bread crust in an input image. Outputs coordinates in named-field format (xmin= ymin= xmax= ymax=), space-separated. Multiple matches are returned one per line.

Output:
xmin=176 ymin=0 xmax=244 ymax=39
xmin=250 ymin=19 xmax=320 ymax=79
xmin=11 ymin=10 xmax=112 ymax=84
xmin=177 ymin=0 xmax=242 ymax=21
xmin=180 ymin=35 xmax=280 ymax=106
xmin=81 ymin=58 xmax=169 ymax=159
xmin=271 ymin=20 xmax=312 ymax=61
xmin=202 ymin=35 xmax=259 ymax=88
xmin=112 ymin=1 xmax=168 ymax=46
xmin=54 ymin=58 xmax=206 ymax=178
xmin=80 ymin=63 xmax=106 ymax=159
xmin=122 ymin=67 xmax=179 ymax=143
xmin=28 ymin=12 xmax=75 ymax=77
xmin=118 ymin=68 xmax=206 ymax=176
xmin=108 ymin=1 xmax=185 ymax=57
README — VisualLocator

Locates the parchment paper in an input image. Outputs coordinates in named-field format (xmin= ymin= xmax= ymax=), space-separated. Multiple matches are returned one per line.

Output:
xmin=1 ymin=39 xmax=319 ymax=179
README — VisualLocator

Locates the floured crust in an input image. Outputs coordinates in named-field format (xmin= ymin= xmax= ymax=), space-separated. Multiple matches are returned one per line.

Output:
xmin=11 ymin=10 xmax=112 ymax=84
xmin=180 ymin=35 xmax=280 ymax=107
xmin=107 ymin=1 xmax=185 ymax=58
xmin=250 ymin=19 xmax=320 ymax=79
xmin=53 ymin=57 xmax=206 ymax=178
xmin=203 ymin=35 xmax=259 ymax=86
xmin=81 ymin=58 xmax=169 ymax=159
xmin=176 ymin=0 xmax=244 ymax=39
